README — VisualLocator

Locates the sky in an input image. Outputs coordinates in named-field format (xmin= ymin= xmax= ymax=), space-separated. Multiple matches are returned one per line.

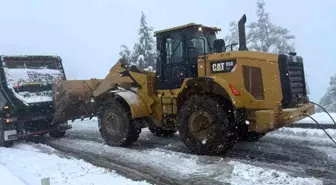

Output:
xmin=0 ymin=0 xmax=335 ymax=102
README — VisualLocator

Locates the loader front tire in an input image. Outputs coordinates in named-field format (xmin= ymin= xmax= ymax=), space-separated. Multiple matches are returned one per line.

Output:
xmin=98 ymin=101 xmax=138 ymax=147
xmin=178 ymin=95 xmax=236 ymax=155
xmin=148 ymin=126 xmax=177 ymax=137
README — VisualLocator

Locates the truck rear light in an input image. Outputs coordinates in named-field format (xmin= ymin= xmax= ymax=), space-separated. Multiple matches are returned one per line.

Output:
xmin=13 ymin=83 xmax=20 ymax=89
xmin=229 ymin=84 xmax=241 ymax=96
xmin=5 ymin=117 xmax=17 ymax=124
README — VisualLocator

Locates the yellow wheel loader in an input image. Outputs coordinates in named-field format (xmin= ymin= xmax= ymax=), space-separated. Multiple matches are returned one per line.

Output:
xmin=52 ymin=14 xmax=315 ymax=155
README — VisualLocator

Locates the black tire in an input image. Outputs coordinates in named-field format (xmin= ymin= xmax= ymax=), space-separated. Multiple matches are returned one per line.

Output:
xmin=148 ymin=126 xmax=177 ymax=137
xmin=0 ymin=126 xmax=14 ymax=147
xmin=49 ymin=130 xmax=66 ymax=138
xmin=98 ymin=100 xmax=138 ymax=147
xmin=178 ymin=95 xmax=236 ymax=155
xmin=132 ymin=127 xmax=142 ymax=142
xmin=0 ymin=140 xmax=13 ymax=147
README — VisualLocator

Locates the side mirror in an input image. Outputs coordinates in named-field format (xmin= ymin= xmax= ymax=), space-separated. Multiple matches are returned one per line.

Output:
xmin=213 ymin=39 xmax=225 ymax=53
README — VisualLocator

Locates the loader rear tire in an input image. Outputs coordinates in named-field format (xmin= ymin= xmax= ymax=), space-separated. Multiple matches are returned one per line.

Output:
xmin=98 ymin=101 xmax=138 ymax=147
xmin=178 ymin=95 xmax=236 ymax=155
xmin=148 ymin=126 xmax=177 ymax=137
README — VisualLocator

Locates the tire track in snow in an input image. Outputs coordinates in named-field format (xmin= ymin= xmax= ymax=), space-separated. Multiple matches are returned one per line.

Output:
xmin=42 ymin=137 xmax=233 ymax=185
xmin=59 ymin=128 xmax=336 ymax=184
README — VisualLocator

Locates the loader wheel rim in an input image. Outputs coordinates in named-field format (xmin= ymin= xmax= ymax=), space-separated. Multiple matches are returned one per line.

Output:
xmin=105 ymin=112 xmax=122 ymax=136
xmin=188 ymin=111 xmax=215 ymax=141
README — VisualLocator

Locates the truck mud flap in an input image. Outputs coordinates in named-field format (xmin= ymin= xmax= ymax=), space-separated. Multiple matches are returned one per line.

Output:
xmin=52 ymin=79 xmax=102 ymax=123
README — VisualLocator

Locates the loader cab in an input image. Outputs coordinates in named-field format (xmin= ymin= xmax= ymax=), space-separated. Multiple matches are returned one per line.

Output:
xmin=154 ymin=23 xmax=223 ymax=90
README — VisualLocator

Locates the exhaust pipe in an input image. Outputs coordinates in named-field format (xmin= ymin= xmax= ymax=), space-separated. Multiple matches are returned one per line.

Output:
xmin=238 ymin=14 xmax=248 ymax=51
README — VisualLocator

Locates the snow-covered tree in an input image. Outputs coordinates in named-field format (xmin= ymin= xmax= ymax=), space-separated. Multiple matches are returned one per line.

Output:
xmin=319 ymin=74 xmax=336 ymax=112
xmin=224 ymin=22 xmax=239 ymax=51
xmin=247 ymin=0 xmax=295 ymax=53
xmin=223 ymin=0 xmax=311 ymax=95
xmin=224 ymin=0 xmax=295 ymax=54
xmin=119 ymin=12 xmax=156 ymax=71
xmin=119 ymin=45 xmax=131 ymax=62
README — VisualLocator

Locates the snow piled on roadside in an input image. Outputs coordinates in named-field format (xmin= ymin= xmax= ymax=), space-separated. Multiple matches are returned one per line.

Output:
xmin=276 ymin=127 xmax=336 ymax=137
xmin=271 ymin=127 xmax=336 ymax=146
xmin=0 ymin=164 xmax=27 ymax=185
xmin=0 ymin=143 xmax=151 ymax=185
xmin=296 ymin=112 xmax=336 ymax=124
xmin=228 ymin=161 xmax=322 ymax=185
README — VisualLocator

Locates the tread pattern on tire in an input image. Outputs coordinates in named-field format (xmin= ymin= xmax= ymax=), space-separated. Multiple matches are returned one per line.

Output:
xmin=98 ymin=100 xmax=138 ymax=147
xmin=178 ymin=95 xmax=236 ymax=155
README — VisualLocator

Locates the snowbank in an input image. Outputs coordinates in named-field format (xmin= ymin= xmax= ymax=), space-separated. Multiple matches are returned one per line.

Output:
xmin=0 ymin=143 xmax=151 ymax=185
xmin=228 ymin=161 xmax=322 ymax=185
xmin=271 ymin=127 xmax=336 ymax=146
xmin=0 ymin=164 xmax=27 ymax=185
xmin=296 ymin=112 xmax=336 ymax=124
xmin=276 ymin=127 xmax=336 ymax=138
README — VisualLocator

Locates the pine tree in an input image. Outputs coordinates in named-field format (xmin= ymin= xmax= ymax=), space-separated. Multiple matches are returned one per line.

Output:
xmin=118 ymin=12 xmax=156 ymax=71
xmin=119 ymin=45 xmax=131 ymax=62
xmin=224 ymin=22 xmax=239 ymax=51
xmin=319 ymin=74 xmax=336 ymax=112
xmin=247 ymin=0 xmax=295 ymax=53
xmin=224 ymin=0 xmax=295 ymax=54
xmin=138 ymin=12 xmax=156 ymax=69
xmin=223 ymin=0 xmax=310 ymax=95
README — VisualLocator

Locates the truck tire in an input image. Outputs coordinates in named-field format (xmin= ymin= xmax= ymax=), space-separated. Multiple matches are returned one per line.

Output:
xmin=0 ymin=126 xmax=14 ymax=147
xmin=98 ymin=101 xmax=138 ymax=147
xmin=148 ymin=126 xmax=177 ymax=137
xmin=178 ymin=95 xmax=236 ymax=155
xmin=49 ymin=131 xmax=66 ymax=138
xmin=0 ymin=139 xmax=13 ymax=147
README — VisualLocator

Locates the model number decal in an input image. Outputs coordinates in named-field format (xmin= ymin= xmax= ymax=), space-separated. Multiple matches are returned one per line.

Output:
xmin=211 ymin=60 xmax=237 ymax=73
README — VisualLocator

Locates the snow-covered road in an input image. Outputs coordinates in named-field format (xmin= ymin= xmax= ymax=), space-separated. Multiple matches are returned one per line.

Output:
xmin=0 ymin=143 xmax=151 ymax=185
xmin=2 ymin=112 xmax=335 ymax=185
xmin=42 ymin=117 xmax=335 ymax=185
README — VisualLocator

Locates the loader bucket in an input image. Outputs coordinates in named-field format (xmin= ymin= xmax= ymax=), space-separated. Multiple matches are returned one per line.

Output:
xmin=52 ymin=79 xmax=102 ymax=123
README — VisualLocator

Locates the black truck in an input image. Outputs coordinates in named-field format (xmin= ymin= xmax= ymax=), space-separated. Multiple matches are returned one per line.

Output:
xmin=0 ymin=55 xmax=72 ymax=147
